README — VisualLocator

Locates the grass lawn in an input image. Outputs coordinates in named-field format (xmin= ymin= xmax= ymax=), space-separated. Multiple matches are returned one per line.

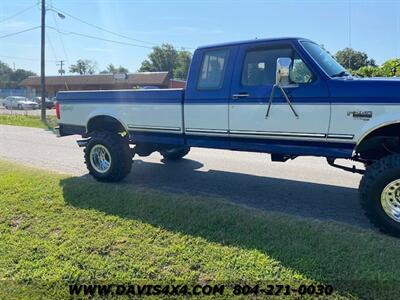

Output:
xmin=1 ymin=160 xmax=400 ymax=299
xmin=0 ymin=114 xmax=57 ymax=129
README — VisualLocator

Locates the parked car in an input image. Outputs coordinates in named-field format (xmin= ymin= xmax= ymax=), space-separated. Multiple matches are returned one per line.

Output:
xmin=56 ymin=37 xmax=400 ymax=236
xmin=33 ymin=97 xmax=55 ymax=109
xmin=3 ymin=96 xmax=38 ymax=110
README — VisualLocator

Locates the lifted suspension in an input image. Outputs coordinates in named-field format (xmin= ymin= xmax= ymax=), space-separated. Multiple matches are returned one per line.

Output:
xmin=326 ymin=158 xmax=365 ymax=174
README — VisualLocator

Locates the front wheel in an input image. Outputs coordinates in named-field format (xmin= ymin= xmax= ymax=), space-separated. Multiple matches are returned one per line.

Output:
xmin=84 ymin=132 xmax=132 ymax=182
xmin=160 ymin=146 xmax=190 ymax=161
xmin=359 ymin=154 xmax=400 ymax=236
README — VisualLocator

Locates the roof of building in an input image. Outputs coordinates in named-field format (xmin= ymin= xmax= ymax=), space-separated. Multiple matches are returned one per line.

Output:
xmin=19 ymin=72 xmax=170 ymax=87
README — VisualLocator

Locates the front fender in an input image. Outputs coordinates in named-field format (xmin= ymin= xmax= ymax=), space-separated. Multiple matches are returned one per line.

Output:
xmin=355 ymin=111 xmax=400 ymax=146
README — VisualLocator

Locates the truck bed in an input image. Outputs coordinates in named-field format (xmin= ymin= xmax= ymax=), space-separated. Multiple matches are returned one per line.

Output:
xmin=57 ymin=89 xmax=185 ymax=138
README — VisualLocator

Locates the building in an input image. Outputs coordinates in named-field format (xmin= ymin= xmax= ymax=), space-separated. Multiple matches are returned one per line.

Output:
xmin=19 ymin=72 xmax=186 ymax=98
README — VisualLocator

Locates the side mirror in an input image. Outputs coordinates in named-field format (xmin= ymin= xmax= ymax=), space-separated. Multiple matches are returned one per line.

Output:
xmin=276 ymin=57 xmax=292 ymax=86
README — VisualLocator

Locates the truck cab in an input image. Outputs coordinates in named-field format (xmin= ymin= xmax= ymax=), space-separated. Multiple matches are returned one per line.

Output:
xmin=185 ymin=38 xmax=339 ymax=156
xmin=56 ymin=37 xmax=400 ymax=236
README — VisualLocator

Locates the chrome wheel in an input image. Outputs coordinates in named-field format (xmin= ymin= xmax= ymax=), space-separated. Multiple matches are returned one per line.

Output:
xmin=90 ymin=144 xmax=112 ymax=174
xmin=381 ymin=179 xmax=400 ymax=223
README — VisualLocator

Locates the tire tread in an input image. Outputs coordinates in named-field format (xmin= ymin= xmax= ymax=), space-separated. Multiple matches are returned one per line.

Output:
xmin=359 ymin=154 xmax=400 ymax=236
xmin=84 ymin=132 xmax=132 ymax=182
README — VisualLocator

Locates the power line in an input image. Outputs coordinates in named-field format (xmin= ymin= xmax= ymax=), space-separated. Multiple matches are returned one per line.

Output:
xmin=49 ymin=4 xmax=194 ymax=50
xmin=46 ymin=31 xmax=59 ymax=63
xmin=51 ymin=8 xmax=69 ymax=62
xmin=50 ymin=4 xmax=158 ymax=46
xmin=0 ymin=54 xmax=56 ymax=63
xmin=46 ymin=26 xmax=154 ymax=49
xmin=0 ymin=26 xmax=41 ymax=40
xmin=0 ymin=4 xmax=37 ymax=24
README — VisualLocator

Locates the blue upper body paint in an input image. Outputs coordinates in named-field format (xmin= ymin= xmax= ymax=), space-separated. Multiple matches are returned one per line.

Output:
xmin=57 ymin=37 xmax=400 ymax=158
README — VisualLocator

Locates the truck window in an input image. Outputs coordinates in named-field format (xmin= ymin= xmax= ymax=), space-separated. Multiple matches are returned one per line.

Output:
xmin=241 ymin=47 xmax=313 ymax=86
xmin=197 ymin=49 xmax=229 ymax=90
xmin=290 ymin=53 xmax=313 ymax=84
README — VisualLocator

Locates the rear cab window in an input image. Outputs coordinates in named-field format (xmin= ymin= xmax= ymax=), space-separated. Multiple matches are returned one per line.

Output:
xmin=197 ymin=49 xmax=229 ymax=90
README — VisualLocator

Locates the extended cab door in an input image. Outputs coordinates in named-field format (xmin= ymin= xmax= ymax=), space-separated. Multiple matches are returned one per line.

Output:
xmin=229 ymin=41 xmax=331 ymax=153
xmin=184 ymin=46 xmax=238 ymax=148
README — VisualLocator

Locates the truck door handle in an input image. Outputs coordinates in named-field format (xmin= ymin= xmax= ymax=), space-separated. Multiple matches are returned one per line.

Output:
xmin=232 ymin=93 xmax=249 ymax=99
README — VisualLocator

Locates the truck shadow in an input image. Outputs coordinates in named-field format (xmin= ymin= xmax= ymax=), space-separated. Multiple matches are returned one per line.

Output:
xmin=124 ymin=158 xmax=368 ymax=228
xmin=60 ymin=167 xmax=400 ymax=299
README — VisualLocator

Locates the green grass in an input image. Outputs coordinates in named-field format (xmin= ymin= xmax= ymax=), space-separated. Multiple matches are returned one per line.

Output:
xmin=0 ymin=114 xmax=57 ymax=129
xmin=1 ymin=160 xmax=400 ymax=299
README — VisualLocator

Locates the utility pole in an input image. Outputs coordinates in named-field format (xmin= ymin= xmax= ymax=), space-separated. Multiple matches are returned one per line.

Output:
xmin=57 ymin=60 xmax=65 ymax=75
xmin=40 ymin=0 xmax=46 ymax=123
xmin=348 ymin=0 xmax=352 ymax=69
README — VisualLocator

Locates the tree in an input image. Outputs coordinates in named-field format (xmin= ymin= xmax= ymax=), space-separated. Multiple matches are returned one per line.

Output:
xmin=0 ymin=60 xmax=36 ymax=88
xmin=100 ymin=64 xmax=129 ymax=74
xmin=335 ymin=48 xmax=376 ymax=70
xmin=353 ymin=58 xmax=400 ymax=78
xmin=69 ymin=59 xmax=97 ymax=75
xmin=139 ymin=44 xmax=192 ymax=80
xmin=380 ymin=59 xmax=400 ymax=77
xmin=174 ymin=50 xmax=192 ymax=80
xmin=354 ymin=66 xmax=383 ymax=78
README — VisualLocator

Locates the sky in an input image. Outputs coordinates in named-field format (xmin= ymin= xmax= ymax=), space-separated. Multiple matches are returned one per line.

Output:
xmin=1 ymin=0 xmax=400 ymax=76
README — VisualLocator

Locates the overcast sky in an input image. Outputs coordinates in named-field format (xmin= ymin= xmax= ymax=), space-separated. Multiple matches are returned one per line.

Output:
xmin=1 ymin=0 xmax=399 ymax=75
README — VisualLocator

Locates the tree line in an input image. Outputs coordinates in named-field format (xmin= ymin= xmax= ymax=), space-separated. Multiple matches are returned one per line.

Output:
xmin=335 ymin=48 xmax=400 ymax=77
xmin=1 ymin=44 xmax=400 ymax=89
xmin=67 ymin=44 xmax=192 ymax=80
xmin=0 ymin=61 xmax=36 ymax=89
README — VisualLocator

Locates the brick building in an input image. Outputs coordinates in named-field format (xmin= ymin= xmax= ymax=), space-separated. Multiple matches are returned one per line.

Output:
xmin=19 ymin=72 xmax=186 ymax=98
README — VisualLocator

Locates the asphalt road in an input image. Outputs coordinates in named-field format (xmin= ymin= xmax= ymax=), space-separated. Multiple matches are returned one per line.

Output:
xmin=0 ymin=125 xmax=371 ymax=229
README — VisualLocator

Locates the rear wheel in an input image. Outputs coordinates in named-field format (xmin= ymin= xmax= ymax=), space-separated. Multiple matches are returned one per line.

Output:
xmin=84 ymin=132 xmax=132 ymax=182
xmin=160 ymin=146 xmax=190 ymax=161
xmin=359 ymin=154 xmax=400 ymax=236
xmin=17 ymin=104 xmax=22 ymax=110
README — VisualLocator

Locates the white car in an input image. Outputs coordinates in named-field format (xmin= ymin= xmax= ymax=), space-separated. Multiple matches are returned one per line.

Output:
xmin=3 ymin=96 xmax=38 ymax=110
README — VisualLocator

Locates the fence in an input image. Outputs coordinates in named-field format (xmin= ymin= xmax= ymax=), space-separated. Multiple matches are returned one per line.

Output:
xmin=0 ymin=89 xmax=27 ymax=98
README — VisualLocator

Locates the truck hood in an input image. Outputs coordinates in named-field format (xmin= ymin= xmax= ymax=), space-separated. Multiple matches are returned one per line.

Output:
xmin=329 ymin=77 xmax=400 ymax=102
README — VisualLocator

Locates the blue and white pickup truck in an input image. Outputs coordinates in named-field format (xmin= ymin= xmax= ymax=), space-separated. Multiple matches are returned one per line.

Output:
xmin=56 ymin=37 xmax=400 ymax=236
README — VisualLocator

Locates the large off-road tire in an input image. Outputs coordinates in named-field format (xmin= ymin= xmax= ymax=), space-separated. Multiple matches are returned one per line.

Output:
xmin=160 ymin=146 xmax=190 ymax=161
xmin=84 ymin=132 xmax=132 ymax=182
xmin=359 ymin=154 xmax=400 ymax=236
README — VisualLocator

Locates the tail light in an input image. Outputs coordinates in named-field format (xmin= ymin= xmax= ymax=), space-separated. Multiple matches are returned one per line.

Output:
xmin=55 ymin=101 xmax=60 ymax=119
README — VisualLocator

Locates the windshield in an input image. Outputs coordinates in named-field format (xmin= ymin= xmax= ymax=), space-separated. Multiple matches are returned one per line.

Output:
xmin=300 ymin=41 xmax=347 ymax=77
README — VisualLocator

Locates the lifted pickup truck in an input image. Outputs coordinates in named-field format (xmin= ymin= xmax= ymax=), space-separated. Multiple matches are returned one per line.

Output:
xmin=57 ymin=37 xmax=400 ymax=236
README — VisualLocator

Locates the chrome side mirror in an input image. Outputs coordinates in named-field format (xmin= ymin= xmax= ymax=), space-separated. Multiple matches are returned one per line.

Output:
xmin=266 ymin=57 xmax=299 ymax=119
xmin=276 ymin=57 xmax=292 ymax=86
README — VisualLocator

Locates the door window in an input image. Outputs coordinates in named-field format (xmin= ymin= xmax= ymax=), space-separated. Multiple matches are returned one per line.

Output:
xmin=197 ymin=49 xmax=229 ymax=90
xmin=241 ymin=47 xmax=313 ymax=86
